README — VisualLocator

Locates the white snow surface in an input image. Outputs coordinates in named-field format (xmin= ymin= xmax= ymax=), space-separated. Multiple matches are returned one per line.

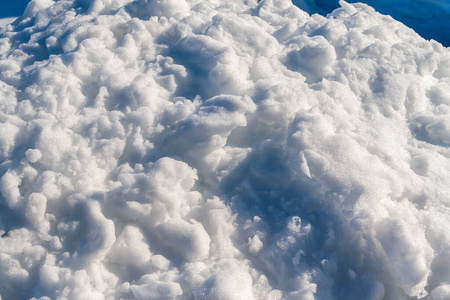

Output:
xmin=1 ymin=0 xmax=450 ymax=299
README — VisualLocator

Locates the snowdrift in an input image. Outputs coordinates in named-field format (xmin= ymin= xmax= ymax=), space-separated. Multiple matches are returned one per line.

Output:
xmin=1 ymin=0 xmax=450 ymax=299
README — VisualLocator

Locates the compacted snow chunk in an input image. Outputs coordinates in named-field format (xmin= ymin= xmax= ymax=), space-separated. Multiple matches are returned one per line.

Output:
xmin=2 ymin=0 xmax=450 ymax=299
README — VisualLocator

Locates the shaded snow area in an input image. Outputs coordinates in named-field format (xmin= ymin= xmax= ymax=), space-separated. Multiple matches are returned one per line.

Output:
xmin=2 ymin=0 xmax=450 ymax=299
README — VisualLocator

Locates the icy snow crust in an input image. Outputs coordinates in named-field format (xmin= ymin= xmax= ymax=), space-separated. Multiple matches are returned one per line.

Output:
xmin=1 ymin=0 xmax=450 ymax=299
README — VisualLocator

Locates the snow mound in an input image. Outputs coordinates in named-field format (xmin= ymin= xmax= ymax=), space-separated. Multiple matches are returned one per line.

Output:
xmin=1 ymin=0 xmax=450 ymax=299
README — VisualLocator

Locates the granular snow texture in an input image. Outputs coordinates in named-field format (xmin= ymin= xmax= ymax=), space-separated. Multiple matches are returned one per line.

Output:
xmin=1 ymin=0 xmax=450 ymax=299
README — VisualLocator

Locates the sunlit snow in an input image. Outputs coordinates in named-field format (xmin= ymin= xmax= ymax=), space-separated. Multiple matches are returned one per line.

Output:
xmin=1 ymin=0 xmax=450 ymax=299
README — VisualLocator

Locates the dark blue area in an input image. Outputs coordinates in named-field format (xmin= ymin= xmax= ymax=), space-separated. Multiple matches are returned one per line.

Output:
xmin=0 ymin=0 xmax=31 ymax=18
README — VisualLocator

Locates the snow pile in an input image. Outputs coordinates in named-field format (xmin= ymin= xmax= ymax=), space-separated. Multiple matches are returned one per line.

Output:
xmin=348 ymin=0 xmax=450 ymax=46
xmin=294 ymin=0 xmax=450 ymax=46
xmin=1 ymin=0 xmax=450 ymax=299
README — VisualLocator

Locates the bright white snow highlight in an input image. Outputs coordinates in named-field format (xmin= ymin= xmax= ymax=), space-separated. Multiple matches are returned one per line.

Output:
xmin=1 ymin=0 xmax=450 ymax=299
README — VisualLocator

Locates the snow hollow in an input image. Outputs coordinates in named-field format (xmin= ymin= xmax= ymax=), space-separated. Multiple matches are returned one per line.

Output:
xmin=1 ymin=0 xmax=450 ymax=299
